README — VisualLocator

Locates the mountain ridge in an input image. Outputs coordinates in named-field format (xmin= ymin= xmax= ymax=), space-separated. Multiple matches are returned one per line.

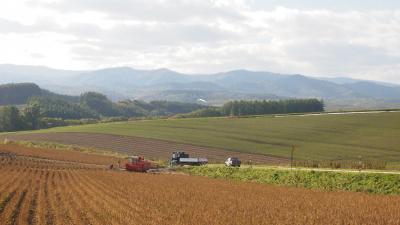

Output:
xmin=1 ymin=64 xmax=400 ymax=110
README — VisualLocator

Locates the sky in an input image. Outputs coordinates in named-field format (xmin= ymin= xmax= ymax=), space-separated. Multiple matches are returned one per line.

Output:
xmin=0 ymin=0 xmax=399 ymax=83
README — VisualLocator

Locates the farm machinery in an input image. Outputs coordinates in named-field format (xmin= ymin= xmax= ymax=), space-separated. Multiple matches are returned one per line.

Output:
xmin=123 ymin=151 xmax=208 ymax=172
xmin=170 ymin=151 xmax=208 ymax=166
xmin=125 ymin=156 xmax=154 ymax=172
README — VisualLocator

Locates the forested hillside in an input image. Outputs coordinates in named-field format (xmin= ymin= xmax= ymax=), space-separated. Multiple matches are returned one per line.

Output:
xmin=0 ymin=83 xmax=42 ymax=105
xmin=0 ymin=83 xmax=78 ymax=105
xmin=27 ymin=96 xmax=97 ymax=119
xmin=0 ymin=83 xmax=208 ymax=132
xmin=78 ymin=92 xmax=205 ymax=118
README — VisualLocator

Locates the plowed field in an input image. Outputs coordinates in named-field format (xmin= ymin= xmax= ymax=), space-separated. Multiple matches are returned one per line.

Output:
xmin=3 ymin=133 xmax=287 ymax=164
xmin=1 ymin=146 xmax=400 ymax=225
xmin=0 ymin=144 xmax=119 ymax=166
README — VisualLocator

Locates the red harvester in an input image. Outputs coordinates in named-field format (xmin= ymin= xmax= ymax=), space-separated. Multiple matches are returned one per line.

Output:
xmin=125 ymin=156 xmax=153 ymax=172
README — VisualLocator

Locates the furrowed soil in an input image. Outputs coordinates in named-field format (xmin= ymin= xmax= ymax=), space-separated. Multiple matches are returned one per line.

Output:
xmin=1 ymin=146 xmax=400 ymax=225
xmin=0 ymin=143 xmax=120 ymax=166
xmin=2 ymin=132 xmax=288 ymax=164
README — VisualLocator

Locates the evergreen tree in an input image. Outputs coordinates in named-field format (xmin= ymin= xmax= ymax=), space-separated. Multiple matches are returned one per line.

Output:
xmin=221 ymin=99 xmax=324 ymax=117
xmin=0 ymin=106 xmax=24 ymax=132
xmin=23 ymin=103 xmax=41 ymax=130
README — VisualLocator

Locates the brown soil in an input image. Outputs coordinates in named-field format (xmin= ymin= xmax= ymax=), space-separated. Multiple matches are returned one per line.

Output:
xmin=2 ymin=132 xmax=288 ymax=164
xmin=0 ymin=154 xmax=399 ymax=225
xmin=0 ymin=143 xmax=119 ymax=166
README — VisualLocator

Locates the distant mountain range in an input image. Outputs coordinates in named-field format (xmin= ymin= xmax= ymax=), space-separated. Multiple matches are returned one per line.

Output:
xmin=1 ymin=64 xmax=400 ymax=110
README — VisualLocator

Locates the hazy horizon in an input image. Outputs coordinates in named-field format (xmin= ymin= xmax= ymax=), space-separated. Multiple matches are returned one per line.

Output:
xmin=2 ymin=63 xmax=400 ymax=86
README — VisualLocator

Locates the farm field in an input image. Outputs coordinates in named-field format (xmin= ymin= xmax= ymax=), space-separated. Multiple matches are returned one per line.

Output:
xmin=1 ymin=133 xmax=286 ymax=164
xmin=183 ymin=166 xmax=400 ymax=195
xmin=1 ymin=146 xmax=400 ymax=225
xmin=0 ymin=143 xmax=121 ymax=166
xmin=6 ymin=111 xmax=400 ymax=162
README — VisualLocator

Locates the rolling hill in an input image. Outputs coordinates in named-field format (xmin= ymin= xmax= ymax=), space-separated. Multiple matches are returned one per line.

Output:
xmin=0 ymin=83 xmax=78 ymax=106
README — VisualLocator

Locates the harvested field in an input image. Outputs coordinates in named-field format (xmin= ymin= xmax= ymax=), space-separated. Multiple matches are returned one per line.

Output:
xmin=2 ymin=132 xmax=288 ymax=164
xmin=0 ymin=148 xmax=400 ymax=225
xmin=0 ymin=143 xmax=119 ymax=166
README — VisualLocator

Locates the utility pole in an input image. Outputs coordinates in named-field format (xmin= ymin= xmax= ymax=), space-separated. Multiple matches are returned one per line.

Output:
xmin=290 ymin=145 xmax=296 ymax=170
xmin=248 ymin=155 xmax=253 ymax=169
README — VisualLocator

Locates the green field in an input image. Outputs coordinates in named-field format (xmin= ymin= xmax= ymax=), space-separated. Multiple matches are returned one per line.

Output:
xmin=22 ymin=112 xmax=400 ymax=162
xmin=181 ymin=166 xmax=400 ymax=195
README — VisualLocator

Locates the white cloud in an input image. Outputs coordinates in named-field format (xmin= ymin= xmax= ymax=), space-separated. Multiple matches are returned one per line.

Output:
xmin=0 ymin=0 xmax=399 ymax=83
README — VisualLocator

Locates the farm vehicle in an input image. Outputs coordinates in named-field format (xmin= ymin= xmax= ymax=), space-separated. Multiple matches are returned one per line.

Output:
xmin=225 ymin=157 xmax=241 ymax=167
xmin=122 ymin=152 xmax=208 ymax=173
xmin=121 ymin=152 xmax=210 ymax=172
xmin=125 ymin=156 xmax=154 ymax=172
xmin=170 ymin=151 xmax=208 ymax=166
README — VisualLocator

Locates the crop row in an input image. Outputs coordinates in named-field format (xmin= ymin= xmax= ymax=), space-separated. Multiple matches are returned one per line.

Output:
xmin=1 ymin=156 xmax=400 ymax=225
xmin=3 ymin=133 xmax=287 ymax=164
xmin=0 ymin=143 xmax=120 ymax=166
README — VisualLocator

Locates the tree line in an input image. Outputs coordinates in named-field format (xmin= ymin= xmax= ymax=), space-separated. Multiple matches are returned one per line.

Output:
xmin=179 ymin=99 xmax=324 ymax=118
xmin=0 ymin=104 xmax=41 ymax=132
xmin=221 ymin=99 xmax=324 ymax=116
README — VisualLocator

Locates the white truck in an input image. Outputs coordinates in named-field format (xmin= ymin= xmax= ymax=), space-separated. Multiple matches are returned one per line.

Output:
xmin=170 ymin=152 xmax=208 ymax=166
xmin=225 ymin=157 xmax=241 ymax=167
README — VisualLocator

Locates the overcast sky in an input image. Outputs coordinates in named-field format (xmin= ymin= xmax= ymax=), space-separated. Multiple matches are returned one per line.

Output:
xmin=0 ymin=0 xmax=399 ymax=83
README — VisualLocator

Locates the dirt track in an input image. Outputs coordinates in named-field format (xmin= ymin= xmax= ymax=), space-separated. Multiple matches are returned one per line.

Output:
xmin=1 ymin=132 xmax=288 ymax=164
